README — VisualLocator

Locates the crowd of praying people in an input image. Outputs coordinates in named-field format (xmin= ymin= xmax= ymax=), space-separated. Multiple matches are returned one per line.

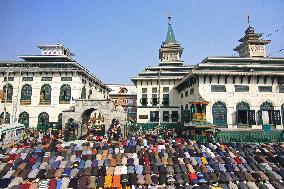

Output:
xmin=0 ymin=126 xmax=284 ymax=188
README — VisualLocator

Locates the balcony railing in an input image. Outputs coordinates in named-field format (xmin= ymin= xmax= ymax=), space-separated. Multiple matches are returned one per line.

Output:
xmin=192 ymin=113 xmax=206 ymax=122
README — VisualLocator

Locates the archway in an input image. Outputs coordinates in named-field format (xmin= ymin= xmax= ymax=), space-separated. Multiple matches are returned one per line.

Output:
xmin=236 ymin=101 xmax=250 ymax=125
xmin=19 ymin=112 xmax=29 ymax=128
xmin=81 ymin=108 xmax=96 ymax=136
xmin=37 ymin=112 xmax=49 ymax=131
xmin=89 ymin=110 xmax=105 ymax=136
xmin=212 ymin=101 xmax=227 ymax=127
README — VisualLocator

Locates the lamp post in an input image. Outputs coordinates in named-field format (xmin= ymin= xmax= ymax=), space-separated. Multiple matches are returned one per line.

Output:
xmin=3 ymin=64 xmax=10 ymax=125
xmin=157 ymin=68 xmax=161 ymax=135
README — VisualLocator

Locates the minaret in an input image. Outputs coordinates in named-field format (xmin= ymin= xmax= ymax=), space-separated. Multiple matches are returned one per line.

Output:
xmin=159 ymin=16 xmax=183 ymax=65
xmin=234 ymin=13 xmax=271 ymax=58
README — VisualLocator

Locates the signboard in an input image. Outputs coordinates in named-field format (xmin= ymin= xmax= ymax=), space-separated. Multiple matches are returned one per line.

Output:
xmin=139 ymin=115 xmax=148 ymax=119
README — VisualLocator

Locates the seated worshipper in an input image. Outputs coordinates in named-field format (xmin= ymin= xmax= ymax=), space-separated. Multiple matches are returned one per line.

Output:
xmin=87 ymin=176 xmax=96 ymax=189
xmin=96 ymin=175 xmax=105 ymax=188
xmin=121 ymin=174 xmax=129 ymax=187
xmin=175 ymin=174 xmax=184 ymax=186
xmin=137 ymin=174 xmax=145 ymax=185
xmin=112 ymin=175 xmax=122 ymax=188
xmin=167 ymin=174 xmax=175 ymax=185
xmin=129 ymin=173 xmax=137 ymax=187
xmin=104 ymin=175 xmax=113 ymax=188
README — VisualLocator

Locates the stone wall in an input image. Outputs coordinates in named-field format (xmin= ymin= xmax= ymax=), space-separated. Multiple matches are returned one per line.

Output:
xmin=62 ymin=99 xmax=127 ymax=136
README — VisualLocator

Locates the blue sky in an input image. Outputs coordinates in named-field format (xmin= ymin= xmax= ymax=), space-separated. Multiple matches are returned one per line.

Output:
xmin=0 ymin=1 xmax=283 ymax=84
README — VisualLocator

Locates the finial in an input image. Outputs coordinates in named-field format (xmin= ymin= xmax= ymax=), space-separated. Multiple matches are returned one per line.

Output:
xmin=57 ymin=39 xmax=60 ymax=45
xmin=247 ymin=12 xmax=250 ymax=26
xmin=168 ymin=10 xmax=171 ymax=24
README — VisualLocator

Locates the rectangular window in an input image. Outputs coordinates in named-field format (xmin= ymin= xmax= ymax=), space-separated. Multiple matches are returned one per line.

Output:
xmin=142 ymin=88 xmax=147 ymax=93
xmin=141 ymin=94 xmax=147 ymax=106
xmin=61 ymin=77 xmax=72 ymax=81
xmin=42 ymin=77 xmax=53 ymax=81
xmin=171 ymin=111 xmax=179 ymax=122
xmin=163 ymin=111 xmax=170 ymax=122
xmin=235 ymin=85 xmax=249 ymax=92
xmin=279 ymin=85 xmax=284 ymax=93
xmin=22 ymin=77 xmax=33 ymax=81
xmin=150 ymin=111 xmax=159 ymax=122
xmin=162 ymin=94 xmax=169 ymax=106
xmin=4 ymin=77 xmax=14 ymax=81
xmin=152 ymin=87 xmax=157 ymax=93
xmin=163 ymin=87 xmax=169 ymax=92
xmin=185 ymin=90 xmax=188 ymax=97
xmin=151 ymin=94 xmax=158 ymax=106
xmin=211 ymin=85 xmax=226 ymax=92
xmin=82 ymin=79 xmax=86 ymax=84
xmin=259 ymin=86 xmax=272 ymax=92
xmin=181 ymin=93 xmax=183 ymax=99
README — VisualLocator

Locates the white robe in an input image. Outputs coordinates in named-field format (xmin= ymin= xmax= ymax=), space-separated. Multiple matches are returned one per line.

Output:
xmin=262 ymin=111 xmax=270 ymax=125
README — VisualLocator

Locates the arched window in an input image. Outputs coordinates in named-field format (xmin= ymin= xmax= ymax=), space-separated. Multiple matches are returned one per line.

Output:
xmin=260 ymin=101 xmax=274 ymax=111
xmin=40 ymin=84 xmax=52 ymax=104
xmin=81 ymin=86 xmax=86 ymax=99
xmin=0 ymin=112 xmax=10 ymax=124
xmin=37 ymin=112 xmax=49 ymax=130
xmin=236 ymin=101 xmax=250 ymax=110
xmin=21 ymin=84 xmax=32 ymax=104
xmin=212 ymin=101 xmax=227 ymax=127
xmin=59 ymin=84 xmax=71 ymax=103
xmin=19 ymin=112 xmax=29 ymax=128
xmin=3 ymin=83 xmax=13 ymax=102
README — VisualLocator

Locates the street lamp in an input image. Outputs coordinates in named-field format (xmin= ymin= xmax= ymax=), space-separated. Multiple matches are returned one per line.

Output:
xmin=3 ymin=64 xmax=10 ymax=125
xmin=157 ymin=68 xmax=161 ymax=135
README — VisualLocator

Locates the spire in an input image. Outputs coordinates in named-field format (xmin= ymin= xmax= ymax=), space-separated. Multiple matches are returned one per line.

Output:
xmin=233 ymin=13 xmax=271 ymax=57
xmin=165 ymin=15 xmax=177 ymax=44
xmin=248 ymin=12 xmax=250 ymax=26
xmin=245 ymin=12 xmax=255 ymax=34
